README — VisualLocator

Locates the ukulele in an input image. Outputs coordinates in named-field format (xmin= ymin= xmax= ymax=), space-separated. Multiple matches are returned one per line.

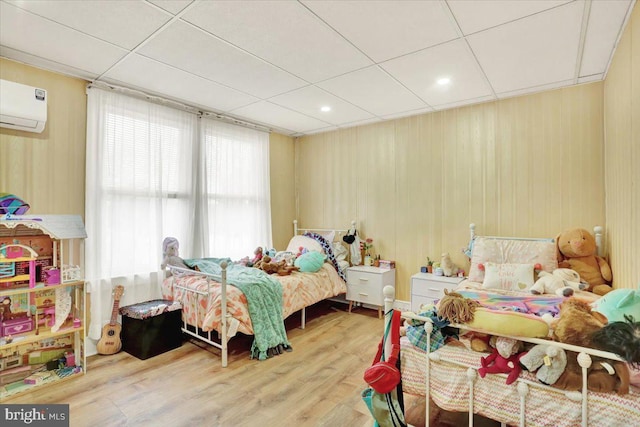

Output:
xmin=97 ymin=285 xmax=124 ymax=355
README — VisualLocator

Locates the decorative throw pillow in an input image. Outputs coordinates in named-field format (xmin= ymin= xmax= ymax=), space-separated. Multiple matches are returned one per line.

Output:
xmin=0 ymin=193 xmax=30 ymax=215
xmin=294 ymin=251 xmax=326 ymax=273
xmin=482 ymin=262 xmax=535 ymax=292
xmin=469 ymin=237 xmax=557 ymax=283
xmin=285 ymin=235 xmax=324 ymax=254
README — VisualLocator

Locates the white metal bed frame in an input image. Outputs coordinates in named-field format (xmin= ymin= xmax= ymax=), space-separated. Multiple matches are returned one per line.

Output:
xmin=164 ymin=220 xmax=355 ymax=367
xmin=382 ymin=286 xmax=627 ymax=427
xmin=383 ymin=224 xmax=625 ymax=427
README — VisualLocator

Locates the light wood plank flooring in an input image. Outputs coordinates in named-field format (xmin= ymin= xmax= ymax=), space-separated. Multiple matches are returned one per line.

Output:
xmin=5 ymin=302 xmax=390 ymax=427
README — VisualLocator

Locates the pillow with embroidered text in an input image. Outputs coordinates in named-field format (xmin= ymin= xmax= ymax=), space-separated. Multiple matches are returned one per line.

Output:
xmin=482 ymin=262 xmax=535 ymax=292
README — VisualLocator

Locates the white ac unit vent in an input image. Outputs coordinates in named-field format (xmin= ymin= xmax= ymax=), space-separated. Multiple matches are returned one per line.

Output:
xmin=0 ymin=79 xmax=48 ymax=133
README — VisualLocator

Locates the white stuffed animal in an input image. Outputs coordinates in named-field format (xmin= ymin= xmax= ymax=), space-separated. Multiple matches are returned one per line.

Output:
xmin=161 ymin=237 xmax=189 ymax=272
xmin=441 ymin=252 xmax=457 ymax=277
xmin=530 ymin=268 xmax=587 ymax=297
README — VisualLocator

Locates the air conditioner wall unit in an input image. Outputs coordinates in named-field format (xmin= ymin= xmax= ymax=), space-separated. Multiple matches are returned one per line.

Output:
xmin=0 ymin=79 xmax=48 ymax=133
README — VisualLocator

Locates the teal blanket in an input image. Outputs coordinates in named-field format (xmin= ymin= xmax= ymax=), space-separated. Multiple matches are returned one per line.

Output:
xmin=184 ymin=258 xmax=292 ymax=360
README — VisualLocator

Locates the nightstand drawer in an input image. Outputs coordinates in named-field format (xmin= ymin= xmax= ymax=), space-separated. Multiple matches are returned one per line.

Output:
xmin=412 ymin=295 xmax=438 ymax=313
xmin=347 ymin=269 xmax=386 ymax=288
xmin=346 ymin=282 xmax=383 ymax=306
xmin=411 ymin=273 xmax=464 ymax=313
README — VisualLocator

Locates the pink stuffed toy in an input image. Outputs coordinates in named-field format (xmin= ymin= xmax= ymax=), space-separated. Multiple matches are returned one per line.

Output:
xmin=478 ymin=348 xmax=527 ymax=385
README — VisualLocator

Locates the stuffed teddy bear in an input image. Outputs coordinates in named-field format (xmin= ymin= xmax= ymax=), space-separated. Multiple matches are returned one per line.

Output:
xmin=255 ymin=255 xmax=299 ymax=276
xmin=440 ymin=252 xmax=457 ymax=277
xmin=478 ymin=347 xmax=526 ymax=385
xmin=161 ymin=237 xmax=190 ymax=273
xmin=519 ymin=344 xmax=567 ymax=385
xmin=556 ymin=228 xmax=613 ymax=295
xmin=551 ymin=297 xmax=630 ymax=394
xmin=530 ymin=268 xmax=587 ymax=297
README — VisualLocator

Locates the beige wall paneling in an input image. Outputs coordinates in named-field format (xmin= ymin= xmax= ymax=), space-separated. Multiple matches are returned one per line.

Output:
xmin=269 ymin=132 xmax=296 ymax=251
xmin=297 ymin=83 xmax=606 ymax=300
xmin=0 ymin=58 xmax=86 ymax=215
xmin=604 ymin=3 xmax=639 ymax=290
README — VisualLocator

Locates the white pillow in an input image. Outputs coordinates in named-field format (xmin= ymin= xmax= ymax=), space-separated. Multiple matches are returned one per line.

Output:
xmin=482 ymin=262 xmax=535 ymax=292
xmin=285 ymin=235 xmax=324 ymax=254
xmin=469 ymin=237 xmax=557 ymax=283
xmin=316 ymin=230 xmax=336 ymax=243
xmin=332 ymin=242 xmax=348 ymax=262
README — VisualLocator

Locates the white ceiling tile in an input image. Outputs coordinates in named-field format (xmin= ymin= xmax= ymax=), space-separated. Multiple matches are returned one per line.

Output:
xmin=0 ymin=2 xmax=127 ymax=75
xmin=381 ymin=39 xmax=493 ymax=106
xmin=317 ymin=66 xmax=428 ymax=117
xmin=230 ymin=101 xmax=331 ymax=134
xmin=182 ymin=1 xmax=372 ymax=83
xmin=431 ymin=95 xmax=497 ymax=111
xmin=381 ymin=106 xmax=435 ymax=121
xmin=496 ymin=78 xmax=575 ymax=100
xmin=6 ymin=0 xmax=171 ymax=50
xmin=269 ymin=86 xmax=374 ymax=125
xmin=580 ymin=0 xmax=633 ymax=77
xmin=137 ymin=20 xmax=306 ymax=99
xmin=0 ymin=46 xmax=99 ymax=81
xmin=577 ymin=74 xmax=604 ymax=84
xmin=467 ymin=1 xmax=583 ymax=94
xmin=303 ymin=0 xmax=458 ymax=62
xmin=148 ymin=0 xmax=194 ymax=15
xmin=102 ymin=54 xmax=259 ymax=113
xmin=447 ymin=0 xmax=571 ymax=35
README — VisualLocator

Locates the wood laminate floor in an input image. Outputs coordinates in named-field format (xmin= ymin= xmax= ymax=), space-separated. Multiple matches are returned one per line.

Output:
xmin=4 ymin=301 xmax=501 ymax=427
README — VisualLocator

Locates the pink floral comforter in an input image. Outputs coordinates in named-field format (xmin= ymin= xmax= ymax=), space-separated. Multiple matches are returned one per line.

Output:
xmin=161 ymin=263 xmax=346 ymax=335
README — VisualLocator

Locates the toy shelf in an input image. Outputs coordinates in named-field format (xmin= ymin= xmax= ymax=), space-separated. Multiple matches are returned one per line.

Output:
xmin=0 ymin=280 xmax=84 ymax=298
xmin=0 ymin=326 xmax=84 ymax=352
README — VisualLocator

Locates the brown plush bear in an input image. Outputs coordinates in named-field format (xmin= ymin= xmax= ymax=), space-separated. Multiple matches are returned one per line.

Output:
xmin=255 ymin=256 xmax=299 ymax=276
xmin=551 ymin=298 xmax=630 ymax=395
xmin=555 ymin=228 xmax=613 ymax=295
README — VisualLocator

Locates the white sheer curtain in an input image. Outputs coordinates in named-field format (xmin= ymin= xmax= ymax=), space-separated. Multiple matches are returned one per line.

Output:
xmin=198 ymin=117 xmax=272 ymax=259
xmin=85 ymin=88 xmax=197 ymax=340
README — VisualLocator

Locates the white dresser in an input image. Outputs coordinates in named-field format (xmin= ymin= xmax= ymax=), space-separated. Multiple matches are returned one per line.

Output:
xmin=346 ymin=266 xmax=396 ymax=318
xmin=411 ymin=273 xmax=465 ymax=312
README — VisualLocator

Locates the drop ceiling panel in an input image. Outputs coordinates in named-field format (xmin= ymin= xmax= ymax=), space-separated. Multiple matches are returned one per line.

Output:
xmin=0 ymin=2 xmax=127 ymax=75
xmin=103 ymin=54 xmax=259 ymax=113
xmin=137 ymin=20 xmax=306 ymax=99
xmin=317 ymin=66 xmax=428 ymax=117
xmin=380 ymin=39 xmax=494 ymax=106
xmin=303 ymin=0 xmax=459 ymax=62
xmin=0 ymin=45 xmax=99 ymax=81
xmin=182 ymin=1 xmax=372 ymax=83
xmin=148 ymin=0 xmax=194 ymax=16
xmin=580 ymin=0 xmax=632 ymax=77
xmin=231 ymin=101 xmax=331 ymax=134
xmin=6 ymin=0 xmax=171 ymax=50
xmin=467 ymin=1 xmax=584 ymax=95
xmin=269 ymin=86 xmax=374 ymax=125
xmin=447 ymin=0 xmax=571 ymax=35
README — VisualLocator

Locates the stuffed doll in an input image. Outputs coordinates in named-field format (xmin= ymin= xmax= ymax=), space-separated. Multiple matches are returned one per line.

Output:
xmin=478 ymin=347 xmax=526 ymax=385
xmin=551 ymin=298 xmax=630 ymax=394
xmin=255 ymin=256 xmax=299 ymax=276
xmin=556 ymin=228 xmax=612 ymax=295
xmin=530 ymin=268 xmax=587 ymax=297
xmin=519 ymin=344 xmax=567 ymax=385
xmin=161 ymin=237 xmax=190 ymax=272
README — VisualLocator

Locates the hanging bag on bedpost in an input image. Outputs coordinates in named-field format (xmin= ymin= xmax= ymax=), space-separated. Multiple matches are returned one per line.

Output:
xmin=362 ymin=310 xmax=407 ymax=427
xmin=364 ymin=310 xmax=402 ymax=393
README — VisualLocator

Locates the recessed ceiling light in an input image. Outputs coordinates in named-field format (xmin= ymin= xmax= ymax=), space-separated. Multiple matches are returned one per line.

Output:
xmin=437 ymin=77 xmax=451 ymax=85
xmin=320 ymin=106 xmax=331 ymax=112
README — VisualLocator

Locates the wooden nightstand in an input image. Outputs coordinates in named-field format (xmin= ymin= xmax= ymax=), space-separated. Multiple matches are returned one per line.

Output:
xmin=346 ymin=266 xmax=395 ymax=318
xmin=411 ymin=273 xmax=465 ymax=312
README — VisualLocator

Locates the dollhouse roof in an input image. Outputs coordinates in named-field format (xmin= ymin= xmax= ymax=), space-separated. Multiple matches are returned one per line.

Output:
xmin=0 ymin=215 xmax=87 ymax=240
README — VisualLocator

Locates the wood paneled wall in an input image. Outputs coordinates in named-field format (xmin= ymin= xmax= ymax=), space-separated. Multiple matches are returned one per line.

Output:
xmin=0 ymin=58 xmax=86 ymax=215
xmin=269 ymin=131 xmax=296 ymax=250
xmin=297 ymin=83 xmax=607 ymax=300
xmin=604 ymin=3 xmax=640 ymax=291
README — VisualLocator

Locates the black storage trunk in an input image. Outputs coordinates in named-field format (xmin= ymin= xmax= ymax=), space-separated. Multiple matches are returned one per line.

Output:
xmin=119 ymin=300 xmax=183 ymax=360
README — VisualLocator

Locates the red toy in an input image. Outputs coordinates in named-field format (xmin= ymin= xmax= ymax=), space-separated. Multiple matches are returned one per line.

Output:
xmin=478 ymin=348 xmax=527 ymax=385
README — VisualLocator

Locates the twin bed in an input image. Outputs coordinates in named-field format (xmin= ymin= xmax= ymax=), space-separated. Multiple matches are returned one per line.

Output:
xmin=161 ymin=221 xmax=353 ymax=366
xmin=390 ymin=225 xmax=640 ymax=427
